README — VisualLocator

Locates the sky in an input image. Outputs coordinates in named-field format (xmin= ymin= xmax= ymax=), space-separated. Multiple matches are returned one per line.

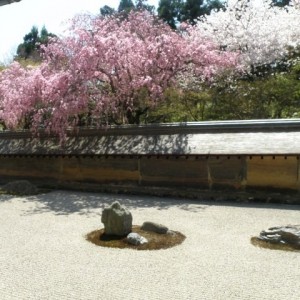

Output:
xmin=0 ymin=0 xmax=159 ymax=63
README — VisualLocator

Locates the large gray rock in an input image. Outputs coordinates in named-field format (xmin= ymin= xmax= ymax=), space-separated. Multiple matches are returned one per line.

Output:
xmin=126 ymin=232 xmax=148 ymax=245
xmin=258 ymin=225 xmax=300 ymax=247
xmin=141 ymin=221 xmax=169 ymax=234
xmin=101 ymin=201 xmax=132 ymax=236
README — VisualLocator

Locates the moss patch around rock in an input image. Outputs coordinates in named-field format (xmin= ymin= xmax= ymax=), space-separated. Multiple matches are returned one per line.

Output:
xmin=251 ymin=237 xmax=300 ymax=252
xmin=86 ymin=225 xmax=185 ymax=250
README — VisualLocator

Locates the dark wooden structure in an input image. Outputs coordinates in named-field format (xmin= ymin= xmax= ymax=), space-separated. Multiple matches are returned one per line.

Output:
xmin=0 ymin=119 xmax=299 ymax=199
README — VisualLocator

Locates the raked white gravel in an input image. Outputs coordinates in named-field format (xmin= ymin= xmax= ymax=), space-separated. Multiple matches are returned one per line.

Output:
xmin=0 ymin=190 xmax=299 ymax=300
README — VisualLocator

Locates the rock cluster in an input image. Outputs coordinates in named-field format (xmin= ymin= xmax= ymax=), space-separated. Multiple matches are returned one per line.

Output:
xmin=257 ymin=225 xmax=300 ymax=248
xmin=100 ymin=202 xmax=174 ymax=247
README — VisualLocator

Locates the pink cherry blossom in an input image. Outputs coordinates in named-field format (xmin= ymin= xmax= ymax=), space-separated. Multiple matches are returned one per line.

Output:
xmin=0 ymin=11 xmax=238 ymax=140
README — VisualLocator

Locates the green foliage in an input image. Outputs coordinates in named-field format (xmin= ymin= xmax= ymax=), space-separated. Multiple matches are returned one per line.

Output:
xmin=205 ymin=63 xmax=300 ymax=120
xmin=101 ymin=0 xmax=224 ymax=29
xmin=271 ymin=0 xmax=292 ymax=7
xmin=117 ymin=0 xmax=155 ymax=14
xmin=157 ymin=0 xmax=225 ymax=28
xmin=16 ymin=26 xmax=56 ymax=61
xmin=158 ymin=0 xmax=183 ymax=29
xmin=147 ymin=60 xmax=300 ymax=123
xmin=118 ymin=0 xmax=135 ymax=13
xmin=146 ymin=88 xmax=212 ymax=123
xmin=100 ymin=5 xmax=116 ymax=16
xmin=180 ymin=0 xmax=205 ymax=24
xmin=205 ymin=0 xmax=225 ymax=14
xmin=263 ymin=66 xmax=300 ymax=118
xmin=135 ymin=0 xmax=155 ymax=12
xmin=17 ymin=26 xmax=39 ymax=59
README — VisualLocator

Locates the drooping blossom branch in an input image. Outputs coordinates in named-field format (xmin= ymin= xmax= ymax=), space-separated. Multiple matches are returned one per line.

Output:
xmin=0 ymin=11 xmax=238 ymax=140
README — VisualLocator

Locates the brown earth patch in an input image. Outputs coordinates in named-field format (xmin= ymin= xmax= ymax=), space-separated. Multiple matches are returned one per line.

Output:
xmin=251 ymin=237 xmax=300 ymax=252
xmin=86 ymin=225 xmax=185 ymax=250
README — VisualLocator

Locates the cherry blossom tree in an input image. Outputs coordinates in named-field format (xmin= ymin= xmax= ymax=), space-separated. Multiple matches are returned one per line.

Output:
xmin=196 ymin=0 xmax=300 ymax=74
xmin=0 ymin=11 xmax=237 ymax=139
xmin=0 ymin=62 xmax=44 ymax=130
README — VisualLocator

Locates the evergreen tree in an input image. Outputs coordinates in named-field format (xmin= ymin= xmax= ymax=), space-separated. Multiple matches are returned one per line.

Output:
xmin=180 ymin=0 xmax=206 ymax=25
xmin=100 ymin=5 xmax=116 ymax=16
xmin=39 ymin=26 xmax=55 ymax=44
xmin=16 ymin=26 xmax=39 ymax=59
xmin=118 ymin=0 xmax=135 ymax=13
xmin=158 ymin=0 xmax=224 ymax=28
xmin=16 ymin=26 xmax=55 ymax=60
xmin=158 ymin=0 xmax=183 ymax=29
xmin=117 ymin=0 xmax=154 ymax=15
xmin=205 ymin=0 xmax=225 ymax=14
xmin=135 ymin=0 xmax=155 ymax=13
xmin=272 ymin=0 xmax=291 ymax=7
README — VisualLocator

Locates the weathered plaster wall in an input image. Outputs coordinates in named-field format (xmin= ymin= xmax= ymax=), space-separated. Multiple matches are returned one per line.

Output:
xmin=1 ymin=121 xmax=300 ymax=199
xmin=0 ymin=155 xmax=298 ymax=193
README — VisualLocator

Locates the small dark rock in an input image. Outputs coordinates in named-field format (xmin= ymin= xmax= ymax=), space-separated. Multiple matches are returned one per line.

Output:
xmin=141 ymin=221 xmax=169 ymax=234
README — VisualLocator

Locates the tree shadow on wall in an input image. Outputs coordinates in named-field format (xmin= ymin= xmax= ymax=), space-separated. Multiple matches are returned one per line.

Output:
xmin=20 ymin=190 xmax=209 ymax=216
xmin=0 ymin=130 xmax=191 ymax=156
xmin=61 ymin=132 xmax=192 ymax=156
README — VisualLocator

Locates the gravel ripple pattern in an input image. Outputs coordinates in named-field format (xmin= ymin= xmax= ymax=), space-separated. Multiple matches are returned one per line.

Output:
xmin=0 ymin=190 xmax=300 ymax=300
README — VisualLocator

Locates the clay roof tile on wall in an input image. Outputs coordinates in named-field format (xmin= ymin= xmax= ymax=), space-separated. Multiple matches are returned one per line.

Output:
xmin=0 ymin=119 xmax=300 ymax=156
xmin=0 ymin=0 xmax=21 ymax=7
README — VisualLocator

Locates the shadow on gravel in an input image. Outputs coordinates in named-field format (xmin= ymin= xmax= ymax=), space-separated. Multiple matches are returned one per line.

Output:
xmin=20 ymin=190 xmax=210 ymax=216
xmin=2 ymin=190 xmax=299 ymax=216
xmin=0 ymin=194 xmax=16 ymax=203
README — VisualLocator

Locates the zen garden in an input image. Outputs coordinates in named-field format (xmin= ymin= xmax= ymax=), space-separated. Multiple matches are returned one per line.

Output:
xmin=0 ymin=1 xmax=300 ymax=299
